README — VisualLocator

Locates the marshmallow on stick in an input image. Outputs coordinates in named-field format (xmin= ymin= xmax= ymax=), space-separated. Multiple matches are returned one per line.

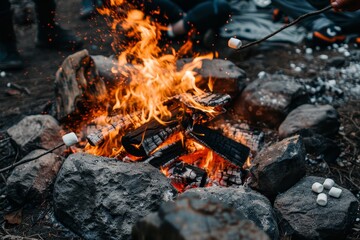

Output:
xmin=62 ymin=132 xmax=79 ymax=146
xmin=228 ymin=38 xmax=242 ymax=49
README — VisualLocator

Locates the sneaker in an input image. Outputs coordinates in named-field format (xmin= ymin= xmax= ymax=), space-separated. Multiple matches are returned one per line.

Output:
xmin=0 ymin=43 xmax=24 ymax=70
xmin=313 ymin=25 xmax=345 ymax=46
xmin=36 ymin=24 xmax=83 ymax=50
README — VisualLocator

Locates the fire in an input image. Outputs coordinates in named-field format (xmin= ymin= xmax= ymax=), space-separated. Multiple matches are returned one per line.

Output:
xmin=80 ymin=1 xmax=249 ymax=192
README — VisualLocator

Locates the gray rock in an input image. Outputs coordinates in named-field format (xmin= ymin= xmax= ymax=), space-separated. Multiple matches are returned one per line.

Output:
xmin=177 ymin=58 xmax=247 ymax=98
xmin=234 ymin=75 xmax=308 ymax=127
xmin=132 ymin=193 xmax=270 ymax=240
xmin=6 ymin=115 xmax=63 ymax=155
xmin=182 ymin=186 xmax=279 ymax=239
xmin=249 ymin=135 xmax=306 ymax=199
xmin=327 ymin=56 xmax=346 ymax=68
xmin=274 ymin=176 xmax=358 ymax=240
xmin=0 ymin=131 xmax=17 ymax=170
xmin=7 ymin=149 xmax=62 ymax=205
xmin=53 ymin=153 xmax=175 ymax=240
xmin=279 ymin=104 xmax=340 ymax=138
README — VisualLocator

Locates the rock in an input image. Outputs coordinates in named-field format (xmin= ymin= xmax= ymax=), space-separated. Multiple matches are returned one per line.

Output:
xmin=299 ymin=129 xmax=340 ymax=164
xmin=177 ymin=58 xmax=247 ymax=98
xmin=6 ymin=115 xmax=63 ymax=155
xmin=234 ymin=74 xmax=308 ymax=127
xmin=274 ymin=176 xmax=358 ymax=240
xmin=327 ymin=56 xmax=346 ymax=68
xmin=278 ymin=104 xmax=340 ymax=138
xmin=249 ymin=135 xmax=306 ymax=199
xmin=182 ymin=186 xmax=279 ymax=239
xmin=6 ymin=149 xmax=62 ymax=205
xmin=53 ymin=153 xmax=175 ymax=240
xmin=132 ymin=193 xmax=270 ymax=240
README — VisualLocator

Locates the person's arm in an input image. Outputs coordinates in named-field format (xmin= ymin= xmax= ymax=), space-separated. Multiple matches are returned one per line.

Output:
xmin=331 ymin=0 xmax=360 ymax=11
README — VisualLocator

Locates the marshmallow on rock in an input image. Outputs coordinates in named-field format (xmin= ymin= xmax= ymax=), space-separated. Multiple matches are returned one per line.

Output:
xmin=316 ymin=193 xmax=327 ymax=206
xmin=62 ymin=132 xmax=79 ymax=147
xmin=329 ymin=187 xmax=342 ymax=198
xmin=323 ymin=178 xmax=335 ymax=189
xmin=312 ymin=182 xmax=324 ymax=193
xmin=228 ymin=38 xmax=242 ymax=49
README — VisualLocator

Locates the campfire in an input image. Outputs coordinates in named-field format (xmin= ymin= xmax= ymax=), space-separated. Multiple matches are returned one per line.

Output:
xmin=58 ymin=2 xmax=259 ymax=192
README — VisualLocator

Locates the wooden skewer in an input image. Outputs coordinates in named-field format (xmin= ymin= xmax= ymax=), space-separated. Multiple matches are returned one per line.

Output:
xmin=236 ymin=5 xmax=332 ymax=51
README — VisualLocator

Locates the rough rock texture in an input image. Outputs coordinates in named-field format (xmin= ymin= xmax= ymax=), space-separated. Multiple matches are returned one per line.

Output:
xmin=6 ymin=149 xmax=62 ymax=205
xmin=132 ymin=193 xmax=270 ymax=240
xmin=53 ymin=153 xmax=175 ymax=240
xmin=6 ymin=115 xmax=63 ymax=155
xmin=177 ymin=58 xmax=247 ymax=98
xmin=234 ymin=75 xmax=308 ymax=127
xmin=182 ymin=186 xmax=279 ymax=239
xmin=278 ymin=104 xmax=340 ymax=138
xmin=0 ymin=131 xmax=17 ymax=170
xmin=249 ymin=135 xmax=306 ymax=199
xmin=274 ymin=176 xmax=358 ymax=240
xmin=299 ymin=129 xmax=340 ymax=163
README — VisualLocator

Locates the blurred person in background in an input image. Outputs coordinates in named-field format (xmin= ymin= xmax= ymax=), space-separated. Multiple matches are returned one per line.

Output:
xmin=0 ymin=0 xmax=83 ymax=70
xmin=271 ymin=0 xmax=360 ymax=47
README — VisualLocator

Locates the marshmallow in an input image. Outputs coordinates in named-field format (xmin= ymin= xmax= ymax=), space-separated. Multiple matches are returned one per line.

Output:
xmin=312 ymin=182 xmax=324 ymax=193
xmin=317 ymin=193 xmax=327 ymax=206
xmin=329 ymin=187 xmax=342 ymax=198
xmin=62 ymin=132 xmax=79 ymax=146
xmin=323 ymin=178 xmax=335 ymax=190
xmin=228 ymin=38 xmax=242 ymax=49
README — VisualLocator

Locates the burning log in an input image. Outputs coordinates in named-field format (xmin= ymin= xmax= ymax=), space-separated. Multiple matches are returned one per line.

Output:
xmin=189 ymin=124 xmax=250 ymax=167
xmin=122 ymin=117 xmax=182 ymax=157
xmin=87 ymin=111 xmax=142 ymax=146
xmin=145 ymin=141 xmax=185 ymax=169
xmin=168 ymin=162 xmax=207 ymax=189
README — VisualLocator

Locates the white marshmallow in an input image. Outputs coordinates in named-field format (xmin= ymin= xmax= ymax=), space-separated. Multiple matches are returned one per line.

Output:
xmin=323 ymin=178 xmax=335 ymax=190
xmin=62 ymin=132 xmax=79 ymax=146
xmin=317 ymin=193 xmax=327 ymax=206
xmin=312 ymin=182 xmax=324 ymax=193
xmin=329 ymin=187 xmax=342 ymax=198
xmin=228 ymin=38 xmax=242 ymax=49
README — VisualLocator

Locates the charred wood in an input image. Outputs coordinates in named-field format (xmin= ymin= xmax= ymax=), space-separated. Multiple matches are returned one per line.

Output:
xmin=145 ymin=141 xmax=185 ymax=169
xmin=169 ymin=162 xmax=207 ymax=188
xmin=189 ymin=125 xmax=250 ymax=167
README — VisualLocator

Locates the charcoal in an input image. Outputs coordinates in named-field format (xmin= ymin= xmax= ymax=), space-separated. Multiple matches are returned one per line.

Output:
xmin=169 ymin=162 xmax=207 ymax=188
xmin=145 ymin=141 xmax=185 ymax=168
xmin=189 ymin=124 xmax=250 ymax=167
xmin=122 ymin=118 xmax=181 ymax=157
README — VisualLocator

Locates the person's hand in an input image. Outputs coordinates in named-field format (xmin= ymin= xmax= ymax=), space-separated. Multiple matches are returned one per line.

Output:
xmin=331 ymin=0 xmax=360 ymax=11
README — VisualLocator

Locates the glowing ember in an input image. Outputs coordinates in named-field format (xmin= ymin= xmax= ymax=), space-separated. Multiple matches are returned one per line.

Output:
xmin=78 ymin=1 xmax=251 ymax=192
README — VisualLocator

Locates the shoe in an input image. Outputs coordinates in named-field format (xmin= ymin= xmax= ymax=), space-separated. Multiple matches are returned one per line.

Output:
xmin=0 ymin=44 xmax=24 ymax=70
xmin=313 ymin=25 xmax=345 ymax=46
xmin=36 ymin=24 xmax=83 ymax=50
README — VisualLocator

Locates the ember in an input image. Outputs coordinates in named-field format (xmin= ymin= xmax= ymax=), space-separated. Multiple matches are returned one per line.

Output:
xmin=71 ymin=1 xmax=253 ymax=191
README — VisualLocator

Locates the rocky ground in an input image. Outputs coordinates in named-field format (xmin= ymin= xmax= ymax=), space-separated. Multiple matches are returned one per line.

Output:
xmin=0 ymin=0 xmax=359 ymax=239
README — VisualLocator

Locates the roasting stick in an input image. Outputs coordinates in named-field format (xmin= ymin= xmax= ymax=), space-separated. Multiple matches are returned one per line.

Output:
xmin=0 ymin=132 xmax=78 ymax=173
xmin=232 ymin=5 xmax=332 ymax=51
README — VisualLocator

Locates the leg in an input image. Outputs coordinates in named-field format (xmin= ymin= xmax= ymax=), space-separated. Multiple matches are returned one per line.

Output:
xmin=32 ymin=0 xmax=83 ymax=50
xmin=0 ymin=0 xmax=24 ymax=70
xmin=271 ymin=0 xmax=333 ymax=31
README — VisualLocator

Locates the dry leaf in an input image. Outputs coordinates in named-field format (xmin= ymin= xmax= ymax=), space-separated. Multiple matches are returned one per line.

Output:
xmin=4 ymin=208 xmax=23 ymax=225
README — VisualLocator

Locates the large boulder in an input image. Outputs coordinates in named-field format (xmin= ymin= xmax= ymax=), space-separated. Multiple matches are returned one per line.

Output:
xmin=274 ymin=176 xmax=358 ymax=240
xmin=234 ymin=75 xmax=308 ymax=127
xmin=6 ymin=149 xmax=62 ymax=205
xmin=132 ymin=193 xmax=270 ymax=240
xmin=53 ymin=153 xmax=175 ymax=240
xmin=6 ymin=115 xmax=63 ymax=155
xmin=182 ymin=186 xmax=279 ymax=239
xmin=278 ymin=104 xmax=340 ymax=138
xmin=249 ymin=135 xmax=306 ymax=199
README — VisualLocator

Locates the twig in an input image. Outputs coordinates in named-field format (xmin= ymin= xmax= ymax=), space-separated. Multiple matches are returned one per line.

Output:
xmin=0 ymin=143 xmax=64 ymax=173
xmin=236 ymin=5 xmax=332 ymax=51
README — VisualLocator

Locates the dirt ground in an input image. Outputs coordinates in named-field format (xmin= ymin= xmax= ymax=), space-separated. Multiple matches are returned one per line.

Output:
xmin=0 ymin=0 xmax=359 ymax=239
